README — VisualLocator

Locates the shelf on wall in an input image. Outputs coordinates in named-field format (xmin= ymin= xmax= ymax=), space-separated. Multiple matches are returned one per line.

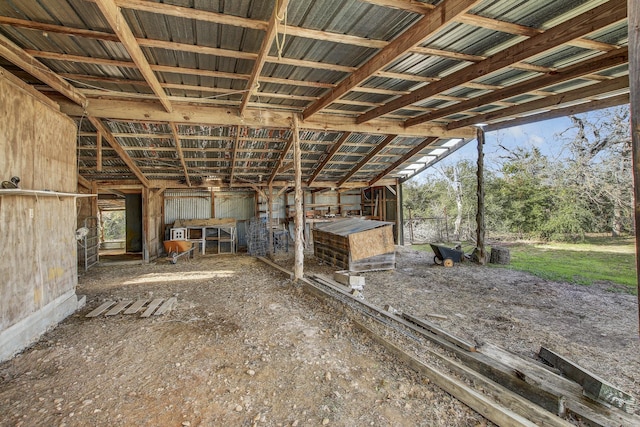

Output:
xmin=0 ymin=189 xmax=97 ymax=198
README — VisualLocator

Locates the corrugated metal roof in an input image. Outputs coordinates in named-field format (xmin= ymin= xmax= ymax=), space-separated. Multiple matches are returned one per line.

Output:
xmin=314 ymin=217 xmax=392 ymax=236
xmin=0 ymin=0 xmax=628 ymax=187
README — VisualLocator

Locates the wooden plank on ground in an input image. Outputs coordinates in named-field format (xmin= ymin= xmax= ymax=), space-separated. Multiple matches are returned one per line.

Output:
xmin=105 ymin=300 xmax=132 ymax=316
xmin=123 ymin=299 xmax=148 ymax=314
xmin=301 ymin=275 xmax=564 ymax=414
xmin=154 ymin=297 xmax=177 ymax=316
xmin=140 ymin=298 xmax=164 ymax=317
xmin=402 ymin=312 xmax=476 ymax=352
xmin=85 ymin=301 xmax=115 ymax=317
xmin=353 ymin=320 xmax=539 ymax=427
xmin=539 ymin=347 xmax=638 ymax=413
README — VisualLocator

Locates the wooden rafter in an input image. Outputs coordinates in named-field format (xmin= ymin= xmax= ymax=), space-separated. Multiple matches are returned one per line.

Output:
xmin=240 ymin=0 xmax=289 ymax=116
xmin=307 ymin=132 xmax=352 ymax=186
xmin=455 ymin=14 xmax=618 ymax=52
xmin=89 ymin=117 xmax=151 ymax=187
xmin=302 ymin=0 xmax=482 ymax=119
xmin=358 ymin=0 xmax=434 ymax=14
xmin=268 ymin=131 xmax=295 ymax=185
xmin=0 ymin=33 xmax=86 ymax=106
xmin=368 ymin=137 xmax=438 ymax=186
xmin=405 ymin=47 xmax=629 ymax=127
xmin=484 ymin=93 xmax=629 ymax=133
xmin=94 ymin=0 xmax=172 ymax=113
xmin=357 ymin=0 xmax=627 ymax=123
xmin=169 ymin=122 xmax=191 ymax=187
xmin=78 ymin=174 xmax=92 ymax=189
xmin=337 ymin=135 xmax=397 ymax=186
xmin=447 ymin=75 xmax=629 ymax=129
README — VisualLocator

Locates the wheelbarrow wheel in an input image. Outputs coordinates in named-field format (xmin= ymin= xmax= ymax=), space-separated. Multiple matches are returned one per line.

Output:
xmin=169 ymin=251 xmax=178 ymax=264
xmin=433 ymin=256 xmax=443 ymax=265
xmin=443 ymin=258 xmax=454 ymax=268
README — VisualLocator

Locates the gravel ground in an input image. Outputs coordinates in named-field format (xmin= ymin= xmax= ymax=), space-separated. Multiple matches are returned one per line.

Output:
xmin=1 ymin=246 xmax=637 ymax=426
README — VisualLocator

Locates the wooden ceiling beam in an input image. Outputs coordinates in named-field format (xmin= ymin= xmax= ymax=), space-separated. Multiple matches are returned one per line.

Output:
xmin=240 ymin=0 xmax=288 ymax=115
xmin=59 ymin=97 xmax=475 ymax=138
xmin=307 ymin=132 xmax=352 ymax=186
xmin=357 ymin=0 xmax=627 ymax=123
xmin=89 ymin=117 xmax=151 ymax=187
xmin=302 ymin=0 xmax=482 ymax=120
xmin=0 ymin=34 xmax=86 ymax=106
xmin=456 ymin=13 xmax=619 ymax=52
xmin=337 ymin=135 xmax=397 ymax=186
xmin=405 ymin=46 xmax=629 ymax=126
xmin=368 ymin=137 xmax=439 ymax=185
xmin=485 ymin=93 xmax=630 ymax=133
xmin=94 ymin=0 xmax=172 ymax=112
xmin=448 ymin=74 xmax=629 ymax=129
xmin=358 ymin=0 xmax=434 ymax=14
xmin=169 ymin=122 xmax=191 ymax=187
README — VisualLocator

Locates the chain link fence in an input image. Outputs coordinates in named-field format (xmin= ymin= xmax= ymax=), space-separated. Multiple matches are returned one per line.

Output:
xmin=403 ymin=216 xmax=476 ymax=244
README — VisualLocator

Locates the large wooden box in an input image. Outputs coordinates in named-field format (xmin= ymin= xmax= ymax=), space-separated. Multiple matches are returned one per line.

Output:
xmin=313 ymin=218 xmax=395 ymax=272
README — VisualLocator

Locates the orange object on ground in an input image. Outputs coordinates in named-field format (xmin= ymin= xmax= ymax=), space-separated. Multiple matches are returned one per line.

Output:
xmin=163 ymin=240 xmax=192 ymax=253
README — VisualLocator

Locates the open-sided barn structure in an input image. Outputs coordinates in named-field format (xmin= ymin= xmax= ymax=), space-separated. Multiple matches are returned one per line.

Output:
xmin=0 ymin=0 xmax=637 ymax=370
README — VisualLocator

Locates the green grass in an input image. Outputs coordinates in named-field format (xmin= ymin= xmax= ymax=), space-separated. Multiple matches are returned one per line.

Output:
xmin=412 ymin=237 xmax=638 ymax=294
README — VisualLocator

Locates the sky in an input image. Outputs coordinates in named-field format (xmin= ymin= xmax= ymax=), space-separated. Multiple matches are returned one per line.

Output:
xmin=409 ymin=106 xmax=626 ymax=183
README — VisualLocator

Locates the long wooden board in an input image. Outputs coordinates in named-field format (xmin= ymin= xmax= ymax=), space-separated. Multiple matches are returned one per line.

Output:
xmin=402 ymin=312 xmax=476 ymax=352
xmin=123 ymin=299 xmax=148 ymax=314
xmin=105 ymin=300 xmax=132 ymax=316
xmin=140 ymin=298 xmax=164 ymax=318
xmin=539 ymin=347 xmax=638 ymax=414
xmin=354 ymin=320 xmax=541 ymax=427
xmin=154 ymin=297 xmax=177 ymax=316
xmin=85 ymin=301 xmax=115 ymax=318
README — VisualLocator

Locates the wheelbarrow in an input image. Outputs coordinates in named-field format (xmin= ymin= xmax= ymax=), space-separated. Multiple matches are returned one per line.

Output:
xmin=163 ymin=240 xmax=195 ymax=264
xmin=430 ymin=243 xmax=465 ymax=267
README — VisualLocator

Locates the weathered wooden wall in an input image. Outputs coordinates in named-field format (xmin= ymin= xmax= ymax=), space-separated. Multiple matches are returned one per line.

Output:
xmin=145 ymin=188 xmax=164 ymax=260
xmin=0 ymin=67 xmax=82 ymax=361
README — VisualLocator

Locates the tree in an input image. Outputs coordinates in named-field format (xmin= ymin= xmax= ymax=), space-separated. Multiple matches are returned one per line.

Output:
xmin=559 ymin=106 xmax=633 ymax=236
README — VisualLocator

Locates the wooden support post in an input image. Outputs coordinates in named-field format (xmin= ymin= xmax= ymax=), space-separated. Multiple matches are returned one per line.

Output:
xmin=396 ymin=178 xmax=404 ymax=245
xmin=629 ymin=0 xmax=640 ymax=335
xmin=268 ymin=183 xmax=273 ymax=254
xmin=90 ymin=181 xmax=98 ymax=218
xmin=476 ymin=127 xmax=486 ymax=265
xmin=293 ymin=114 xmax=304 ymax=281
xmin=96 ymin=130 xmax=102 ymax=172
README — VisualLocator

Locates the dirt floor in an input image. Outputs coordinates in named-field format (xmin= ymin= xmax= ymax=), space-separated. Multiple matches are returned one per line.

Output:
xmin=0 ymin=246 xmax=638 ymax=426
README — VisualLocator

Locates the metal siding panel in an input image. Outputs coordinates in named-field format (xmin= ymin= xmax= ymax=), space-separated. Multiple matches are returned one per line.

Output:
xmin=214 ymin=192 xmax=255 ymax=220
xmin=164 ymin=190 xmax=211 ymax=224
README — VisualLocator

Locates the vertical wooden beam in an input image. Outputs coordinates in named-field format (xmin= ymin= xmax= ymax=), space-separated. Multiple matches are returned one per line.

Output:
xmin=396 ymin=178 xmax=404 ymax=245
xmin=293 ymin=113 xmax=304 ymax=281
xmin=230 ymin=125 xmax=241 ymax=184
xmin=142 ymin=186 xmax=149 ymax=263
xmin=475 ymin=127 xmax=486 ymax=265
xmin=628 ymin=0 xmax=640 ymax=334
xmin=91 ymin=181 xmax=99 ymax=218
xmin=268 ymin=182 xmax=273 ymax=253
xmin=96 ymin=130 xmax=103 ymax=172
xmin=169 ymin=122 xmax=191 ymax=187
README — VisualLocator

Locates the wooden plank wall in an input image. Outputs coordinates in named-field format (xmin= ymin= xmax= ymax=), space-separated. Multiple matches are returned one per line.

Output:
xmin=0 ymin=68 xmax=78 ymax=331
xmin=146 ymin=188 xmax=164 ymax=259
